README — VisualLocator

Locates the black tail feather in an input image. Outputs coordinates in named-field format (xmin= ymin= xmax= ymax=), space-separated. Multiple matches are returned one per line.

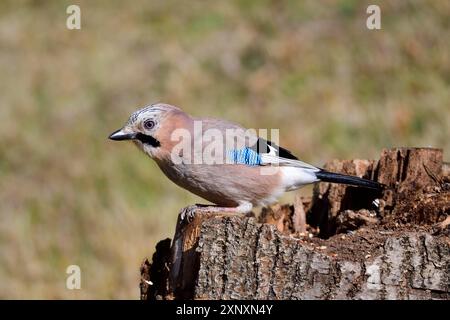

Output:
xmin=315 ymin=170 xmax=383 ymax=190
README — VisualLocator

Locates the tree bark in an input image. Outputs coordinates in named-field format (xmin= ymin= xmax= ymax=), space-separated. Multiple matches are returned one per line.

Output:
xmin=195 ymin=217 xmax=449 ymax=300
xmin=141 ymin=148 xmax=450 ymax=300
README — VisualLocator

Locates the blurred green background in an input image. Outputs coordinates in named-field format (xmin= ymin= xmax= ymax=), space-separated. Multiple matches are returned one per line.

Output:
xmin=0 ymin=0 xmax=448 ymax=298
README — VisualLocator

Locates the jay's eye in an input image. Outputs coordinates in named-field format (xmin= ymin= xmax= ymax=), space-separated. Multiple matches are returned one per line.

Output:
xmin=143 ymin=120 xmax=155 ymax=130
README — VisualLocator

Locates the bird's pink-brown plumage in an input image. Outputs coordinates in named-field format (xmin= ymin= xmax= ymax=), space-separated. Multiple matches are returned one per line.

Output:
xmin=110 ymin=103 xmax=382 ymax=217
xmin=150 ymin=108 xmax=283 ymax=207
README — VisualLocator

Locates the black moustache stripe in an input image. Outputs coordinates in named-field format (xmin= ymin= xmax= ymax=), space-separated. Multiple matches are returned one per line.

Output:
xmin=135 ymin=133 xmax=161 ymax=147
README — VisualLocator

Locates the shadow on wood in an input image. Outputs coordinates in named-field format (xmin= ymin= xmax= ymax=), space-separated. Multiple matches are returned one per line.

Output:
xmin=141 ymin=148 xmax=450 ymax=300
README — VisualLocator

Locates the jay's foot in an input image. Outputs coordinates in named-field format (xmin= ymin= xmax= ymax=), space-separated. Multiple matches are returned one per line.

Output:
xmin=179 ymin=202 xmax=253 ymax=224
xmin=179 ymin=204 xmax=202 ymax=224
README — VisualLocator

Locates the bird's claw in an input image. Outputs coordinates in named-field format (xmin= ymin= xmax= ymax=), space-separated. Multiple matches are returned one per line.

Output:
xmin=179 ymin=205 xmax=199 ymax=224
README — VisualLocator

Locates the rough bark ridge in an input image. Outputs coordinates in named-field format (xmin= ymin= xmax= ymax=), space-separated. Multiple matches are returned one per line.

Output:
xmin=141 ymin=148 xmax=449 ymax=300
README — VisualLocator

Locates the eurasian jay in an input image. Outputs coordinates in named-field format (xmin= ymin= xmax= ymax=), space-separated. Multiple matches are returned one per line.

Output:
xmin=109 ymin=103 xmax=382 ymax=221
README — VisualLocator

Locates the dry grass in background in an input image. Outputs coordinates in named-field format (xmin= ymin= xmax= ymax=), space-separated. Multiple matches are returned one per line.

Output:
xmin=0 ymin=0 xmax=448 ymax=298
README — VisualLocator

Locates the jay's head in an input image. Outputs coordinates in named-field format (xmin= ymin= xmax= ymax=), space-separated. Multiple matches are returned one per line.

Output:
xmin=109 ymin=103 xmax=188 ymax=158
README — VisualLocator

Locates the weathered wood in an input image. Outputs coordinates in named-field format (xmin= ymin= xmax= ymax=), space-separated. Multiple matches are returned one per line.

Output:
xmin=307 ymin=147 xmax=444 ymax=237
xmin=443 ymin=162 xmax=450 ymax=183
xmin=377 ymin=148 xmax=443 ymax=192
xmin=195 ymin=217 xmax=449 ymax=300
xmin=307 ymin=158 xmax=379 ymax=238
xmin=142 ymin=214 xmax=449 ymax=300
xmin=140 ymin=148 xmax=449 ymax=300
xmin=293 ymin=193 xmax=307 ymax=234
xmin=140 ymin=238 xmax=171 ymax=300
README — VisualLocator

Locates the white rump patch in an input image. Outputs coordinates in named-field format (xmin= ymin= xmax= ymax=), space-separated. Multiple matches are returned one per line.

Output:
xmin=281 ymin=167 xmax=319 ymax=191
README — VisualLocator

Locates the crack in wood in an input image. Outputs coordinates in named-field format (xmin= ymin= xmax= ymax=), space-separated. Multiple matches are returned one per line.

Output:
xmin=143 ymin=148 xmax=449 ymax=300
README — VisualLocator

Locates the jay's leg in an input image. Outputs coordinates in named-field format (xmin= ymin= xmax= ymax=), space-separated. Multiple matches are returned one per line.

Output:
xmin=180 ymin=202 xmax=253 ymax=224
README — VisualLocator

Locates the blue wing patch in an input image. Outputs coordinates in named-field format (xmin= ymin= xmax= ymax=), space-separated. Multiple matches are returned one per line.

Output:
xmin=227 ymin=148 xmax=262 ymax=166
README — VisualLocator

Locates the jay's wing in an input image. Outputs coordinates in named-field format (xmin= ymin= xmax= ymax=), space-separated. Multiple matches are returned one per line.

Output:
xmin=199 ymin=117 xmax=319 ymax=171
xmin=247 ymin=137 xmax=319 ymax=171
xmin=248 ymin=137 xmax=298 ymax=160
xmin=194 ymin=117 xmax=383 ymax=190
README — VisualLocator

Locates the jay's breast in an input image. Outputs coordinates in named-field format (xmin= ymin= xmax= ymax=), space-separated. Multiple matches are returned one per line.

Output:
xmin=156 ymin=162 xmax=283 ymax=207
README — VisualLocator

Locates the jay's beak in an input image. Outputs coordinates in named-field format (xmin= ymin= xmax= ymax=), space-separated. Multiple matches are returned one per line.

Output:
xmin=108 ymin=129 xmax=136 ymax=141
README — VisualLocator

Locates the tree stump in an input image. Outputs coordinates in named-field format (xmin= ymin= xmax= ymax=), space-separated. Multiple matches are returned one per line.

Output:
xmin=141 ymin=148 xmax=450 ymax=300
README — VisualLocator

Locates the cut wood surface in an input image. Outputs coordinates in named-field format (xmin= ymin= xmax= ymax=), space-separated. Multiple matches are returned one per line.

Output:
xmin=141 ymin=148 xmax=450 ymax=300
